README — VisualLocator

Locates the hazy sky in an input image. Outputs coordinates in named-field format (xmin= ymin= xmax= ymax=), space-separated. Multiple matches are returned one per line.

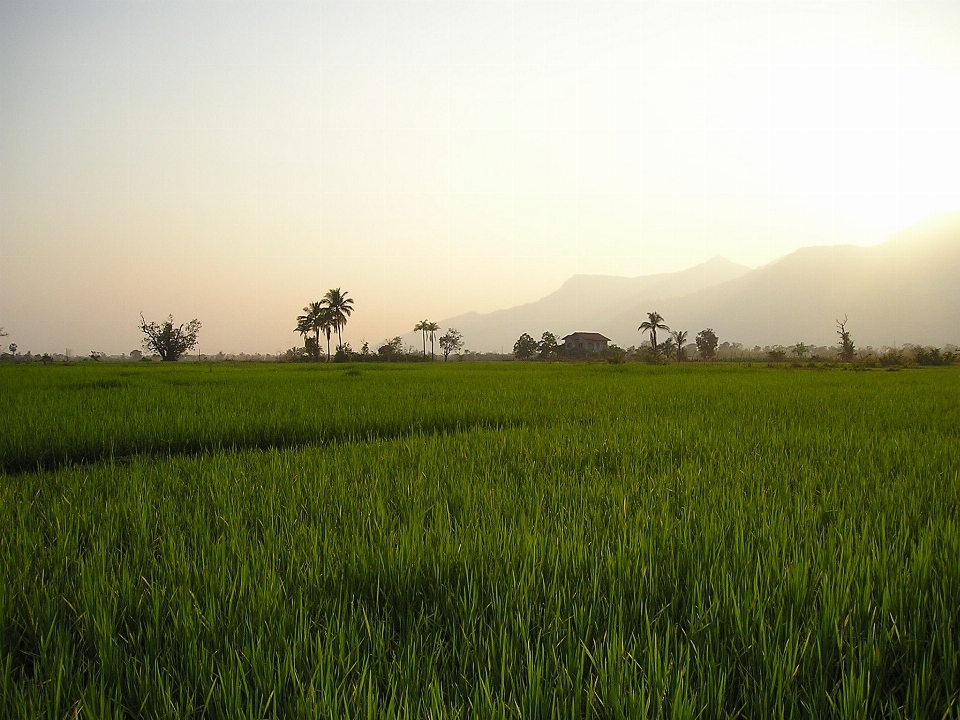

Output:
xmin=2 ymin=1 xmax=959 ymax=354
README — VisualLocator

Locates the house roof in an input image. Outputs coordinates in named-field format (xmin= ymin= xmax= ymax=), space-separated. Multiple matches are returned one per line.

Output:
xmin=561 ymin=332 xmax=610 ymax=342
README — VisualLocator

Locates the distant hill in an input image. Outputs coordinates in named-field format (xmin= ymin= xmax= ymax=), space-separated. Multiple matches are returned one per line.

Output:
xmin=411 ymin=213 xmax=960 ymax=353
xmin=603 ymin=212 xmax=960 ymax=348
xmin=430 ymin=256 xmax=751 ymax=352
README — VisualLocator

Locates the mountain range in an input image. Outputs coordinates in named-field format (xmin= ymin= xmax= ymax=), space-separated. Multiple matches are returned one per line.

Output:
xmin=427 ymin=213 xmax=960 ymax=352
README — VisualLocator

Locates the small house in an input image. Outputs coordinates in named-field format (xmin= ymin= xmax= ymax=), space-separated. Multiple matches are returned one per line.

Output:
xmin=562 ymin=332 xmax=610 ymax=353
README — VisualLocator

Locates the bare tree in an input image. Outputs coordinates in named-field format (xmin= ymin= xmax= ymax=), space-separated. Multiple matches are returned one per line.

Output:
xmin=836 ymin=316 xmax=855 ymax=362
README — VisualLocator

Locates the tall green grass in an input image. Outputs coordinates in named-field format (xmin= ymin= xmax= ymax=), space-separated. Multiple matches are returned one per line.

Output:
xmin=2 ymin=363 xmax=959 ymax=717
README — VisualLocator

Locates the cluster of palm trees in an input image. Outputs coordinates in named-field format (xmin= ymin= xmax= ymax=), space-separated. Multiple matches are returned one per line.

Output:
xmin=414 ymin=320 xmax=440 ymax=358
xmin=639 ymin=311 xmax=687 ymax=361
xmin=296 ymin=288 xmax=354 ymax=361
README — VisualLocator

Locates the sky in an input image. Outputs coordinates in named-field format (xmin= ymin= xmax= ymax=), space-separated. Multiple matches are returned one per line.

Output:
xmin=2 ymin=0 xmax=959 ymax=355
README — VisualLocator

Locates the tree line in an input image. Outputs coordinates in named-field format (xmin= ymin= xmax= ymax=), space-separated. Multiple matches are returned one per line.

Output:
xmin=4 ymin=300 xmax=955 ymax=365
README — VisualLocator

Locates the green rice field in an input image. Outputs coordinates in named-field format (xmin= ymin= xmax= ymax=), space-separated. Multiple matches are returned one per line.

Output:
xmin=2 ymin=362 xmax=959 ymax=718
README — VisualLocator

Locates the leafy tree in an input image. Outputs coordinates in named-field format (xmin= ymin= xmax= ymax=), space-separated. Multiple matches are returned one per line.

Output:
xmin=139 ymin=313 xmax=201 ymax=362
xmin=837 ymin=316 xmax=855 ymax=362
xmin=513 ymin=333 xmax=538 ymax=360
xmin=671 ymin=330 xmax=688 ymax=362
xmin=659 ymin=336 xmax=675 ymax=359
xmin=767 ymin=346 xmax=787 ymax=362
xmin=8 ymin=343 xmax=17 ymax=355
xmin=378 ymin=336 xmax=404 ymax=361
xmin=323 ymin=288 xmax=355 ymax=350
xmin=792 ymin=342 xmax=809 ymax=359
xmin=638 ymin=311 xmax=670 ymax=351
xmin=438 ymin=328 xmax=464 ymax=361
xmin=538 ymin=332 xmax=559 ymax=359
xmin=696 ymin=328 xmax=719 ymax=360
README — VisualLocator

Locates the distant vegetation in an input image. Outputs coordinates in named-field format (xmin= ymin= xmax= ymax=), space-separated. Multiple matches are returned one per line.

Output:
xmin=295 ymin=288 xmax=354 ymax=361
xmin=499 ymin=310 xmax=958 ymax=368
xmin=2 ymin=299 xmax=957 ymax=368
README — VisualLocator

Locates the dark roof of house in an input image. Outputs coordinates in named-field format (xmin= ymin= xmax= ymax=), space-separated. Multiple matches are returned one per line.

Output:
xmin=561 ymin=332 xmax=610 ymax=342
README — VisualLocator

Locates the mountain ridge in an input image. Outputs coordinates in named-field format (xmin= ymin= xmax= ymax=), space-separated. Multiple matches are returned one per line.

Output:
xmin=417 ymin=212 xmax=960 ymax=352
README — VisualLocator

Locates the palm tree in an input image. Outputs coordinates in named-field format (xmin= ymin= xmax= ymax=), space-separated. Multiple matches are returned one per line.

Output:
xmin=671 ymin=330 xmax=688 ymax=362
xmin=638 ymin=311 xmax=670 ymax=351
xmin=297 ymin=301 xmax=325 ymax=351
xmin=425 ymin=321 xmax=440 ymax=359
xmin=414 ymin=319 xmax=430 ymax=356
xmin=318 ymin=307 xmax=334 ymax=361
xmin=323 ymin=288 xmax=355 ymax=351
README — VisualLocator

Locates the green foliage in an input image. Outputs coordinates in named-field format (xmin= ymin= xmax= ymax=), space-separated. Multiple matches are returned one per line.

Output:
xmin=2 ymin=363 xmax=960 ymax=717
xmin=914 ymin=346 xmax=956 ymax=366
xmin=696 ymin=328 xmax=719 ymax=360
xmin=513 ymin=333 xmax=538 ymax=360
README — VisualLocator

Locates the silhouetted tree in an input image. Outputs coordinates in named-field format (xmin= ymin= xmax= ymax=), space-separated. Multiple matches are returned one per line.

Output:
xmin=414 ymin=320 xmax=430 ymax=356
xmin=318 ymin=308 xmax=334 ymax=361
xmin=671 ymin=330 xmax=688 ymax=362
xmin=139 ymin=313 xmax=201 ymax=361
xmin=639 ymin=311 xmax=670 ymax=351
xmin=696 ymin=328 xmax=719 ymax=360
xmin=294 ymin=314 xmax=318 ymax=359
xmin=297 ymin=302 xmax=326 ymax=359
xmin=425 ymin=321 xmax=440 ymax=359
xmin=538 ymin=331 xmax=559 ymax=359
xmin=378 ymin=336 xmax=404 ymax=361
xmin=837 ymin=316 xmax=855 ymax=362
xmin=439 ymin=328 xmax=464 ymax=361
xmin=513 ymin=333 xmax=538 ymax=360
xmin=323 ymin=288 xmax=355 ymax=350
